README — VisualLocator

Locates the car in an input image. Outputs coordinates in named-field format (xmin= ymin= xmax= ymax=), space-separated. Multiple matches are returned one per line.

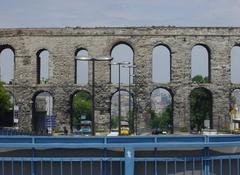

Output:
xmin=79 ymin=120 xmax=92 ymax=135
xmin=107 ymin=129 xmax=119 ymax=136
xmin=152 ymin=128 xmax=163 ymax=135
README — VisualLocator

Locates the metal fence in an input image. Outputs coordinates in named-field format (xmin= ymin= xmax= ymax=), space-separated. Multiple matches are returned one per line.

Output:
xmin=0 ymin=135 xmax=240 ymax=175
xmin=0 ymin=127 xmax=33 ymax=136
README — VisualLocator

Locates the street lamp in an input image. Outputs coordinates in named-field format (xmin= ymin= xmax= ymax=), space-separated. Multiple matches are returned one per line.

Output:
xmin=75 ymin=56 xmax=113 ymax=135
xmin=110 ymin=61 xmax=130 ymax=135
xmin=122 ymin=65 xmax=136 ymax=134
xmin=12 ymin=59 xmax=17 ymax=128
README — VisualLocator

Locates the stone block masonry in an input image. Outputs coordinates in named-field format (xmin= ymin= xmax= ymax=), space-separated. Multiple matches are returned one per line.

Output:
xmin=0 ymin=27 xmax=240 ymax=133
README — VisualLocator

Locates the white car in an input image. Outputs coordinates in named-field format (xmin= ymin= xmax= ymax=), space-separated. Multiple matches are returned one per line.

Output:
xmin=107 ymin=129 xmax=119 ymax=136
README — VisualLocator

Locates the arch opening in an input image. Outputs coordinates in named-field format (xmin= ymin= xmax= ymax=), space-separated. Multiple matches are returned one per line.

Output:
xmin=110 ymin=90 xmax=134 ymax=134
xmin=0 ymin=90 xmax=14 ymax=127
xmin=150 ymin=88 xmax=173 ymax=134
xmin=190 ymin=88 xmax=212 ymax=132
xmin=110 ymin=43 xmax=134 ymax=84
xmin=75 ymin=49 xmax=88 ymax=85
xmin=231 ymin=46 xmax=240 ymax=83
xmin=32 ymin=92 xmax=53 ymax=134
xmin=230 ymin=89 xmax=240 ymax=131
xmin=152 ymin=45 xmax=171 ymax=83
xmin=37 ymin=50 xmax=49 ymax=84
xmin=191 ymin=45 xmax=210 ymax=83
xmin=0 ymin=47 xmax=15 ymax=84
xmin=70 ymin=90 xmax=92 ymax=133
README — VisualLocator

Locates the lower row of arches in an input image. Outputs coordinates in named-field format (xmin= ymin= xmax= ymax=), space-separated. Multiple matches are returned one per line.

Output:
xmin=29 ymin=88 xmax=216 ymax=135
xmin=2 ymin=88 xmax=240 ymax=134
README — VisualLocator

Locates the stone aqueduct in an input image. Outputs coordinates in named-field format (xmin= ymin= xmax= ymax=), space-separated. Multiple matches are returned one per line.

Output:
xmin=0 ymin=27 xmax=240 ymax=133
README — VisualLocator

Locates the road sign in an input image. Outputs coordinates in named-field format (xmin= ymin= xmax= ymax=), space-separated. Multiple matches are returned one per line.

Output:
xmin=45 ymin=115 xmax=57 ymax=128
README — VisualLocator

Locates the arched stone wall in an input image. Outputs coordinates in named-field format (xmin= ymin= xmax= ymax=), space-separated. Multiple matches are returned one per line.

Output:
xmin=0 ymin=27 xmax=240 ymax=133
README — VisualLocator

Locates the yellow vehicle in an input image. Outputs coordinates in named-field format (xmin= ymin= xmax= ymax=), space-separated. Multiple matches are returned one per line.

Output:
xmin=120 ymin=121 xmax=129 ymax=136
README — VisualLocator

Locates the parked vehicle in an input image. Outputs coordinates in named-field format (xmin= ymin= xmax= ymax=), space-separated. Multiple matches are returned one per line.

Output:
xmin=120 ymin=121 xmax=129 ymax=136
xmin=79 ymin=120 xmax=92 ymax=135
xmin=107 ymin=129 xmax=119 ymax=136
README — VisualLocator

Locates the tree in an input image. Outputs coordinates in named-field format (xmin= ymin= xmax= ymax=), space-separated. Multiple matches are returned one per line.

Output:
xmin=0 ymin=81 xmax=11 ymax=125
xmin=190 ymin=75 xmax=212 ymax=131
xmin=192 ymin=75 xmax=209 ymax=83
xmin=111 ymin=116 xmax=119 ymax=129
xmin=72 ymin=91 xmax=92 ymax=129
xmin=127 ymin=110 xmax=134 ymax=134
xmin=150 ymin=104 xmax=172 ymax=132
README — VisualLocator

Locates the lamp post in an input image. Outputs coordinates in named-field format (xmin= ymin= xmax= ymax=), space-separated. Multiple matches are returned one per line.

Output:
xmin=12 ymin=59 xmax=16 ymax=128
xmin=122 ymin=65 xmax=136 ymax=134
xmin=111 ymin=61 xmax=130 ymax=135
xmin=75 ymin=56 xmax=112 ymax=135
xmin=12 ymin=78 xmax=15 ymax=127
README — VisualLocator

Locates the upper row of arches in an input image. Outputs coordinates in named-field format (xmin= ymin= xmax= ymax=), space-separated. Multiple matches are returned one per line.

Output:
xmin=1 ymin=43 xmax=240 ymax=84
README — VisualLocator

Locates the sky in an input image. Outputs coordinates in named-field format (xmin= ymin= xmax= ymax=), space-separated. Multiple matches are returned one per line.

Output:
xmin=0 ymin=0 xmax=240 ymax=84
xmin=0 ymin=0 xmax=240 ymax=28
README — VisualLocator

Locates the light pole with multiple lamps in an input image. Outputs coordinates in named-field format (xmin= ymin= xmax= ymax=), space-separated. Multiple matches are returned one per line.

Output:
xmin=110 ymin=61 xmax=130 ymax=135
xmin=122 ymin=64 xmax=136 ymax=134
xmin=75 ymin=56 xmax=112 ymax=135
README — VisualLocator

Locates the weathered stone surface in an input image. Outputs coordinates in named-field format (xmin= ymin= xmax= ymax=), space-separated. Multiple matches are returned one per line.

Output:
xmin=1 ymin=26 xmax=240 ymax=133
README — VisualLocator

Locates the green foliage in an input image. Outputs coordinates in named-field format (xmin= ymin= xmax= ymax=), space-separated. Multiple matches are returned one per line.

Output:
xmin=150 ymin=104 xmax=172 ymax=132
xmin=72 ymin=91 xmax=92 ymax=129
xmin=192 ymin=75 xmax=208 ymax=83
xmin=111 ymin=110 xmax=134 ymax=134
xmin=190 ymin=75 xmax=212 ymax=131
xmin=111 ymin=116 xmax=119 ymax=129
xmin=0 ymin=81 xmax=11 ymax=119
xmin=150 ymin=111 xmax=161 ymax=128
xmin=127 ymin=110 xmax=134 ymax=134
xmin=218 ymin=127 xmax=231 ymax=133
xmin=179 ymin=127 xmax=188 ymax=132
xmin=111 ymin=116 xmax=129 ymax=130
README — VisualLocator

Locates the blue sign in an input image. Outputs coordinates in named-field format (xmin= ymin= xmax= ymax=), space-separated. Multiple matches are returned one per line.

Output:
xmin=45 ymin=115 xmax=57 ymax=128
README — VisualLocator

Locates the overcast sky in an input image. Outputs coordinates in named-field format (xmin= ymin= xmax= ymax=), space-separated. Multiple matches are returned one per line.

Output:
xmin=0 ymin=0 xmax=240 ymax=84
xmin=0 ymin=0 xmax=240 ymax=28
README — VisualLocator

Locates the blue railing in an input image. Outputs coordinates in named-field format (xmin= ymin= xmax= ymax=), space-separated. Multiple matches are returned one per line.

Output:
xmin=0 ymin=135 xmax=239 ymax=175
xmin=0 ymin=127 xmax=32 ymax=136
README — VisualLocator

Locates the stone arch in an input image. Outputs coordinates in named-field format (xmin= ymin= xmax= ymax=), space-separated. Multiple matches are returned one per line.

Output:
xmin=75 ymin=48 xmax=89 ymax=85
xmin=32 ymin=90 xmax=54 ymax=134
xmin=190 ymin=87 xmax=213 ymax=131
xmin=70 ymin=90 xmax=92 ymax=132
xmin=0 ymin=45 xmax=15 ymax=84
xmin=152 ymin=44 xmax=171 ymax=83
xmin=110 ymin=42 xmax=134 ymax=84
xmin=191 ymin=44 xmax=211 ymax=83
xmin=230 ymin=45 xmax=240 ymax=83
xmin=150 ymin=87 xmax=173 ymax=133
xmin=110 ymin=41 xmax=135 ymax=55
xmin=36 ymin=49 xmax=49 ymax=84
xmin=110 ymin=89 xmax=134 ymax=133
